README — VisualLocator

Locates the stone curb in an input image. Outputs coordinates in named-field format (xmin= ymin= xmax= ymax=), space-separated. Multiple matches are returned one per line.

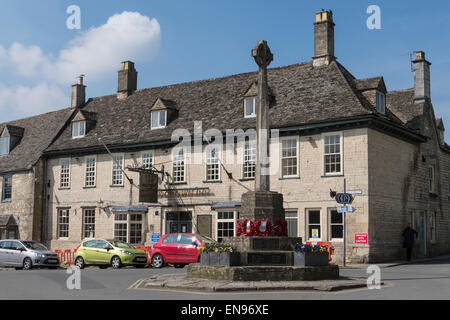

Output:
xmin=140 ymin=274 xmax=372 ymax=292
xmin=343 ymin=254 xmax=450 ymax=269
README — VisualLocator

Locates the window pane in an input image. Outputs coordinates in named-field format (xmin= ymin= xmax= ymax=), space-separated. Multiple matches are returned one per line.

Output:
xmin=330 ymin=210 xmax=342 ymax=224
xmin=112 ymin=155 xmax=124 ymax=185
xmin=331 ymin=225 xmax=343 ymax=239
xmin=85 ymin=157 xmax=96 ymax=187
xmin=308 ymin=211 xmax=320 ymax=224
xmin=152 ymin=112 xmax=159 ymax=128
xmin=159 ymin=111 xmax=166 ymax=127
xmin=0 ymin=137 xmax=10 ymax=155
xmin=60 ymin=159 xmax=70 ymax=188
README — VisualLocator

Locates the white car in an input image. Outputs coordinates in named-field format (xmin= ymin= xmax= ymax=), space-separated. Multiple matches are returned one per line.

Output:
xmin=0 ymin=240 xmax=60 ymax=270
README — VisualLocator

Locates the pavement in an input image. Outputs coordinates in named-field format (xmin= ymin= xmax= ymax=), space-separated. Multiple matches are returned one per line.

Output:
xmin=342 ymin=254 xmax=450 ymax=269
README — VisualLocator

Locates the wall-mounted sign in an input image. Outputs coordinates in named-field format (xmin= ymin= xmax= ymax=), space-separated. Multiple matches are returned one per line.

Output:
xmin=312 ymin=229 xmax=319 ymax=239
xmin=139 ymin=172 xmax=158 ymax=203
xmin=355 ymin=233 xmax=368 ymax=244
xmin=151 ymin=233 xmax=160 ymax=242
xmin=158 ymin=187 xmax=210 ymax=198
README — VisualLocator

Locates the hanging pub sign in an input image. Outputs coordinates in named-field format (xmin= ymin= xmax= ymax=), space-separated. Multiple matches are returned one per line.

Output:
xmin=139 ymin=172 xmax=158 ymax=203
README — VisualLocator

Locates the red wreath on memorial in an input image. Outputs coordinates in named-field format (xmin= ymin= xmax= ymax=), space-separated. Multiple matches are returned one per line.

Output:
xmin=236 ymin=219 xmax=241 ymax=236
xmin=274 ymin=219 xmax=288 ymax=237
xmin=254 ymin=219 xmax=272 ymax=236
xmin=241 ymin=219 xmax=255 ymax=236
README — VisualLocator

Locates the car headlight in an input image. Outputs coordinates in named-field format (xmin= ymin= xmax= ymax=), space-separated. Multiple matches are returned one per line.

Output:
xmin=120 ymin=250 xmax=132 ymax=255
xmin=36 ymin=253 xmax=46 ymax=259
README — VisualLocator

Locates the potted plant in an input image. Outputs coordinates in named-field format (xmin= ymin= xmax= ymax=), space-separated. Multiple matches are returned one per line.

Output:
xmin=199 ymin=243 xmax=240 ymax=266
xmin=292 ymin=243 xmax=329 ymax=266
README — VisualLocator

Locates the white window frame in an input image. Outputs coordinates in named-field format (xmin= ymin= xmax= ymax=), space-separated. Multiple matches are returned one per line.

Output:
xmin=323 ymin=132 xmax=343 ymax=176
xmin=244 ymin=97 xmax=257 ymax=118
xmin=376 ymin=91 xmax=386 ymax=114
xmin=285 ymin=210 xmax=298 ymax=237
xmin=328 ymin=208 xmax=344 ymax=241
xmin=60 ymin=158 xmax=71 ymax=189
xmin=172 ymin=147 xmax=187 ymax=183
xmin=205 ymin=146 xmax=221 ymax=182
xmin=151 ymin=110 xmax=167 ymax=129
xmin=242 ymin=139 xmax=256 ymax=179
xmin=113 ymin=213 xmax=143 ymax=244
xmin=306 ymin=209 xmax=322 ymax=241
xmin=216 ymin=211 xmax=236 ymax=242
xmin=280 ymin=136 xmax=299 ymax=178
xmin=111 ymin=153 xmax=124 ymax=186
xmin=0 ymin=136 xmax=10 ymax=156
xmin=82 ymin=208 xmax=96 ymax=239
xmin=84 ymin=156 xmax=96 ymax=187
xmin=141 ymin=151 xmax=154 ymax=170
xmin=57 ymin=208 xmax=70 ymax=239
xmin=72 ymin=121 xmax=86 ymax=138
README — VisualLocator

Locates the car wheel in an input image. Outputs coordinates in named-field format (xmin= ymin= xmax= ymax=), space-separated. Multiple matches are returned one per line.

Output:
xmin=75 ymin=256 xmax=85 ymax=269
xmin=174 ymin=264 xmax=185 ymax=269
xmin=151 ymin=254 xmax=164 ymax=268
xmin=23 ymin=257 xmax=33 ymax=270
xmin=111 ymin=256 xmax=122 ymax=269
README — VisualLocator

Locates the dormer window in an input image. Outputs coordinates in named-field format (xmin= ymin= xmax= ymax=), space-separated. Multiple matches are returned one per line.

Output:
xmin=376 ymin=91 xmax=385 ymax=114
xmin=0 ymin=137 xmax=10 ymax=156
xmin=244 ymin=97 xmax=257 ymax=118
xmin=151 ymin=110 xmax=167 ymax=129
xmin=72 ymin=121 xmax=86 ymax=138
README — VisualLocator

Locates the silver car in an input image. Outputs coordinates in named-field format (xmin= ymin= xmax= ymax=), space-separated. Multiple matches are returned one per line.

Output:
xmin=0 ymin=240 xmax=60 ymax=270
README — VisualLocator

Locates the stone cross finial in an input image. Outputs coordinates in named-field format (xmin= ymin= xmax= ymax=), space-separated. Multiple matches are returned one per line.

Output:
xmin=252 ymin=40 xmax=273 ymax=69
xmin=252 ymin=40 xmax=273 ymax=192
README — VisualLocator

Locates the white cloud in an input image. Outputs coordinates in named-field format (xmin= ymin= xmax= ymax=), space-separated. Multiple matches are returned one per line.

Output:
xmin=0 ymin=83 xmax=68 ymax=118
xmin=50 ymin=11 xmax=161 ymax=84
xmin=0 ymin=11 xmax=161 ymax=120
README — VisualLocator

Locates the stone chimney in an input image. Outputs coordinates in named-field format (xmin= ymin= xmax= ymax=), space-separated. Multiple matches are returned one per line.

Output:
xmin=71 ymin=75 xmax=86 ymax=108
xmin=413 ymin=51 xmax=431 ymax=103
xmin=313 ymin=10 xmax=335 ymax=67
xmin=117 ymin=61 xmax=138 ymax=99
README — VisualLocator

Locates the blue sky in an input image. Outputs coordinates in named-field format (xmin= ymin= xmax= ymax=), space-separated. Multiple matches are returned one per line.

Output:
xmin=0 ymin=0 xmax=449 ymax=141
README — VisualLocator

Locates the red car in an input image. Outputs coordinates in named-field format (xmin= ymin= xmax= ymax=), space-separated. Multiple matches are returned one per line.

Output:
xmin=150 ymin=233 xmax=215 ymax=268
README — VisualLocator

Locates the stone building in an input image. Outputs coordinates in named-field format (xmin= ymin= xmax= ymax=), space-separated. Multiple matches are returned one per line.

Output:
xmin=40 ymin=10 xmax=450 ymax=263
xmin=0 ymin=108 xmax=74 ymax=241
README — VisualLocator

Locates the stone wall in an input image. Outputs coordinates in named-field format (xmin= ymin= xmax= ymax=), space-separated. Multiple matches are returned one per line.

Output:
xmin=45 ymin=127 xmax=371 ymax=263
xmin=0 ymin=170 xmax=35 ymax=240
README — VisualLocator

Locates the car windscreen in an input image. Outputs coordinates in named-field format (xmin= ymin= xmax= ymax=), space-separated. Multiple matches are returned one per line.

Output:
xmin=22 ymin=241 xmax=49 ymax=250
xmin=108 ymin=240 xmax=135 ymax=249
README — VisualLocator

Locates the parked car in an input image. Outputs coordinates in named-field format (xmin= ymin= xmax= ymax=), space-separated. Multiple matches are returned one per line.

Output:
xmin=0 ymin=240 xmax=60 ymax=270
xmin=74 ymin=238 xmax=148 ymax=269
xmin=150 ymin=233 xmax=216 ymax=268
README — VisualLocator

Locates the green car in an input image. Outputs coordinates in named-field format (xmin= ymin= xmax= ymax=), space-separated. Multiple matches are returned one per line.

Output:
xmin=74 ymin=238 xmax=148 ymax=269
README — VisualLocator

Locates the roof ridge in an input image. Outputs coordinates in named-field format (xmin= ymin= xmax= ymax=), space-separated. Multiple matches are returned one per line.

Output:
xmin=331 ymin=61 xmax=374 ymax=113
xmin=388 ymin=88 xmax=414 ymax=94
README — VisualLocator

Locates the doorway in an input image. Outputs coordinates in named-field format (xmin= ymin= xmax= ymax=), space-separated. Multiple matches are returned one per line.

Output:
xmin=165 ymin=211 xmax=192 ymax=234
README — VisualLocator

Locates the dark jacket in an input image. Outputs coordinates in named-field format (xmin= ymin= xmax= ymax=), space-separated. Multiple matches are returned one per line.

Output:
xmin=402 ymin=227 xmax=418 ymax=249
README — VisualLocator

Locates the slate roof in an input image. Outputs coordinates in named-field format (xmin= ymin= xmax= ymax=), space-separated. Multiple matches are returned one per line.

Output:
xmin=387 ymin=89 xmax=424 ymax=131
xmin=0 ymin=214 xmax=18 ymax=226
xmin=0 ymin=108 xmax=74 ymax=173
xmin=48 ymin=60 xmax=420 ymax=154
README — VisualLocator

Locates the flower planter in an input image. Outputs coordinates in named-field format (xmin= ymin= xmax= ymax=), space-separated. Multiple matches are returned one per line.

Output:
xmin=293 ymin=252 xmax=329 ymax=266
xmin=200 ymin=252 xmax=240 ymax=266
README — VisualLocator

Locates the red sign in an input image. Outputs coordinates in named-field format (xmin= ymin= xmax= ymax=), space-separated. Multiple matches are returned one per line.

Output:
xmin=355 ymin=233 xmax=368 ymax=244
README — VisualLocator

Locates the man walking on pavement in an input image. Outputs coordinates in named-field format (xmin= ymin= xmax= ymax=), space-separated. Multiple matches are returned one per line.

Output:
xmin=402 ymin=223 xmax=418 ymax=261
